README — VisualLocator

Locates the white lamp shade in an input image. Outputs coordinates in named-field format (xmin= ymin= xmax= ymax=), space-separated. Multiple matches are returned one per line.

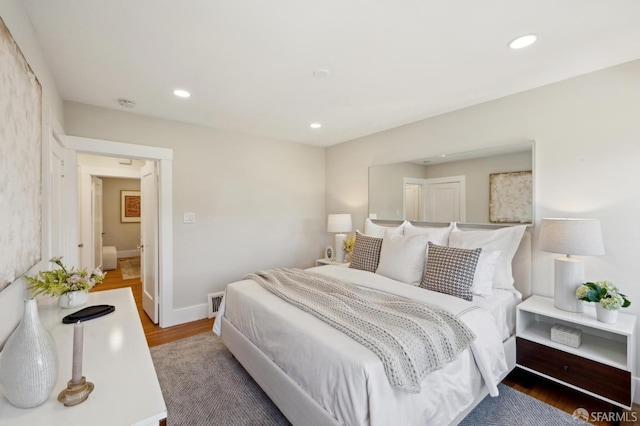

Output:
xmin=327 ymin=214 xmax=352 ymax=233
xmin=539 ymin=218 xmax=604 ymax=256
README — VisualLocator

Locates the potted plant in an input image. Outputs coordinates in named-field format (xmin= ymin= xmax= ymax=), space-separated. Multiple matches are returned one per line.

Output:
xmin=575 ymin=281 xmax=631 ymax=324
xmin=26 ymin=257 xmax=106 ymax=309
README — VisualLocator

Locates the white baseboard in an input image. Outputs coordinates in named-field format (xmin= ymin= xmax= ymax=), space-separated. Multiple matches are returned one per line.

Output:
xmin=117 ymin=249 xmax=141 ymax=258
xmin=162 ymin=303 xmax=209 ymax=328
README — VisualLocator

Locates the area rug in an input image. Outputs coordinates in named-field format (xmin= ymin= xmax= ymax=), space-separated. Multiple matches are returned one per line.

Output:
xmin=151 ymin=333 xmax=587 ymax=426
xmin=119 ymin=257 xmax=140 ymax=280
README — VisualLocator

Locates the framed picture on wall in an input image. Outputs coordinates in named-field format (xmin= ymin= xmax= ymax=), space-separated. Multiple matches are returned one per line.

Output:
xmin=121 ymin=190 xmax=141 ymax=223
xmin=0 ymin=17 xmax=43 ymax=292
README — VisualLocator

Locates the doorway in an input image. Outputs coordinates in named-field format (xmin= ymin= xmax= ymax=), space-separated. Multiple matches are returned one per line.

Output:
xmin=78 ymin=154 xmax=158 ymax=322
xmin=60 ymin=135 xmax=174 ymax=328
xmin=403 ymin=175 xmax=466 ymax=222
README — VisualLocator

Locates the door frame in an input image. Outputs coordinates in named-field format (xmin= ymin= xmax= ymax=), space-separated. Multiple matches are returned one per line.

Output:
xmin=60 ymin=135 xmax=175 ymax=328
xmin=402 ymin=175 xmax=466 ymax=222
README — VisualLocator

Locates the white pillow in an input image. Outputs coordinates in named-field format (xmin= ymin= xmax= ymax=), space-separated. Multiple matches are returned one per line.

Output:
xmin=364 ymin=218 xmax=405 ymax=238
xmin=404 ymin=221 xmax=454 ymax=241
xmin=448 ymin=225 xmax=526 ymax=290
xmin=472 ymin=250 xmax=501 ymax=297
xmin=375 ymin=233 xmax=432 ymax=285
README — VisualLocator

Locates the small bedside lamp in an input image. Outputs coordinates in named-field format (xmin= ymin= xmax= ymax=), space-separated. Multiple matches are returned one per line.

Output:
xmin=327 ymin=214 xmax=352 ymax=262
xmin=539 ymin=218 xmax=605 ymax=312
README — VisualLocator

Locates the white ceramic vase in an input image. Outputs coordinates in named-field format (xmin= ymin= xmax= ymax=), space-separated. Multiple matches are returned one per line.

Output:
xmin=0 ymin=298 xmax=58 ymax=408
xmin=595 ymin=303 xmax=618 ymax=324
xmin=58 ymin=289 xmax=89 ymax=309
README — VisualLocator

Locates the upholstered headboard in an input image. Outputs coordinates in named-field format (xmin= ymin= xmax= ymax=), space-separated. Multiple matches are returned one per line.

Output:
xmin=370 ymin=220 xmax=532 ymax=299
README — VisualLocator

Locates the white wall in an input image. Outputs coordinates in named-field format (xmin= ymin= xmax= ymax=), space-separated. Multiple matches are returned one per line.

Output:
xmin=64 ymin=102 xmax=326 ymax=310
xmin=326 ymin=59 xmax=640 ymax=371
xmin=0 ymin=1 xmax=65 ymax=347
xmin=369 ymin=161 xmax=427 ymax=220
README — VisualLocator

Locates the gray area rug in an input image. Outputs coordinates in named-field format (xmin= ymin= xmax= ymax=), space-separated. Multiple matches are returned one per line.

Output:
xmin=151 ymin=333 xmax=584 ymax=426
xmin=151 ymin=332 xmax=289 ymax=425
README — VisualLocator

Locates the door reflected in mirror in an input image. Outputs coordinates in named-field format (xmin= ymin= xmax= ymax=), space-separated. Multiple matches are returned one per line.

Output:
xmin=368 ymin=141 xmax=534 ymax=225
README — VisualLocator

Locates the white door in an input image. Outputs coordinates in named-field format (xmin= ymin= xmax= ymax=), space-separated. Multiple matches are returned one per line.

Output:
xmin=92 ymin=177 xmax=104 ymax=270
xmin=50 ymin=135 xmax=66 ymax=258
xmin=404 ymin=184 xmax=422 ymax=221
xmin=141 ymin=161 xmax=159 ymax=323
xmin=48 ymin=129 xmax=80 ymax=266
xmin=425 ymin=176 xmax=466 ymax=222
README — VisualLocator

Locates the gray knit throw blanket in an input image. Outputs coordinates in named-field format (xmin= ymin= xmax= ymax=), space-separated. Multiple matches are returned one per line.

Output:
xmin=244 ymin=268 xmax=476 ymax=393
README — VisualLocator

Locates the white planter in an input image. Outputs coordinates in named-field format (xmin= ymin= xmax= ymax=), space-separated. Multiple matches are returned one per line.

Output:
xmin=595 ymin=303 xmax=618 ymax=324
xmin=0 ymin=298 xmax=58 ymax=408
xmin=58 ymin=289 xmax=89 ymax=309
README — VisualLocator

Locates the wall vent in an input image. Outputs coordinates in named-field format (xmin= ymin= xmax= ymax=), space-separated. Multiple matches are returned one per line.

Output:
xmin=207 ymin=292 xmax=224 ymax=318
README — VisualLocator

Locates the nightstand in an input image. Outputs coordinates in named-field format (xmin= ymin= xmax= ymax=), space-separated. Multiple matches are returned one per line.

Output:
xmin=516 ymin=295 xmax=636 ymax=409
xmin=315 ymin=259 xmax=349 ymax=267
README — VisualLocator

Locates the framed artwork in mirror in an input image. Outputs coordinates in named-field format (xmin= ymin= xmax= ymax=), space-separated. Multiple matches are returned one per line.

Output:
xmin=489 ymin=170 xmax=532 ymax=223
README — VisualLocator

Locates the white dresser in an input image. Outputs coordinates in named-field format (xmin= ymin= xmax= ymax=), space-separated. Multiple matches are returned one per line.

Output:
xmin=0 ymin=288 xmax=167 ymax=425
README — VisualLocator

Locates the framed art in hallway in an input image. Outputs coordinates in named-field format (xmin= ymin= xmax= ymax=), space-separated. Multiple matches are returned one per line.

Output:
xmin=121 ymin=190 xmax=141 ymax=223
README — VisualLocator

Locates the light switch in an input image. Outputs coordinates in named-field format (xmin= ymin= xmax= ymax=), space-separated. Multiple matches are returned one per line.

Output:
xmin=183 ymin=212 xmax=195 ymax=224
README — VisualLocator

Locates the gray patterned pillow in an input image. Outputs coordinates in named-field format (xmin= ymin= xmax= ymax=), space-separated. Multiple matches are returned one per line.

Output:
xmin=420 ymin=242 xmax=481 ymax=301
xmin=349 ymin=231 xmax=383 ymax=273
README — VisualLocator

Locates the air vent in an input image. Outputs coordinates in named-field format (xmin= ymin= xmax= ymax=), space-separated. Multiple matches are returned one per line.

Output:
xmin=207 ymin=292 xmax=224 ymax=318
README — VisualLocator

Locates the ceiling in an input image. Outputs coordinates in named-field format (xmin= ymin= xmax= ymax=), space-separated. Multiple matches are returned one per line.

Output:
xmin=22 ymin=0 xmax=640 ymax=147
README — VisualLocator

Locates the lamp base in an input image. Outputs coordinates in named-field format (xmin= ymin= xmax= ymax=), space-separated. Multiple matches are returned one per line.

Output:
xmin=554 ymin=257 xmax=585 ymax=313
xmin=334 ymin=233 xmax=347 ymax=263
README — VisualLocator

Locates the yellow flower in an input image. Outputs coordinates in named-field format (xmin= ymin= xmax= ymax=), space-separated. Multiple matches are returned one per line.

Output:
xmin=343 ymin=236 xmax=356 ymax=254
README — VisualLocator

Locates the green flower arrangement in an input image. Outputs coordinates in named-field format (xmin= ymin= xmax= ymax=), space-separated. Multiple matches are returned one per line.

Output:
xmin=576 ymin=281 xmax=631 ymax=311
xmin=26 ymin=257 xmax=106 ymax=297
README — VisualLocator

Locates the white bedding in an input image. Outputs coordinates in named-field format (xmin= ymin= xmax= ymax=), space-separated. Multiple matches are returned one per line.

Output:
xmin=471 ymin=289 xmax=520 ymax=341
xmin=213 ymin=266 xmax=509 ymax=426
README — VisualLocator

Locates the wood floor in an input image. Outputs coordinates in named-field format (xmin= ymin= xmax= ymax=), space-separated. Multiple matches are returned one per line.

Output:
xmin=92 ymin=258 xmax=638 ymax=425
xmin=90 ymin=257 xmax=214 ymax=348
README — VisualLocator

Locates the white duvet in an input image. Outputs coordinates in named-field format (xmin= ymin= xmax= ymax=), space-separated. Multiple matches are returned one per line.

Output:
xmin=213 ymin=266 xmax=508 ymax=426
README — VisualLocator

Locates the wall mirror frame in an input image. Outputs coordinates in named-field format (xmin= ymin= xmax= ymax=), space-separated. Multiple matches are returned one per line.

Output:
xmin=368 ymin=141 xmax=534 ymax=226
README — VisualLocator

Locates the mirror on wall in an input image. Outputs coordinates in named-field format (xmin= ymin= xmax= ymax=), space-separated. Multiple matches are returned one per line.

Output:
xmin=368 ymin=141 xmax=534 ymax=225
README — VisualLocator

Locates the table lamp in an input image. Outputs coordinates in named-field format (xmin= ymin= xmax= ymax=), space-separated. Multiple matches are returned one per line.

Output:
xmin=327 ymin=214 xmax=352 ymax=262
xmin=539 ymin=218 xmax=604 ymax=312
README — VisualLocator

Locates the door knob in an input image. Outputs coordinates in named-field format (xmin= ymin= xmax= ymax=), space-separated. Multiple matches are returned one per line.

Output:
xmin=78 ymin=243 xmax=84 ymax=248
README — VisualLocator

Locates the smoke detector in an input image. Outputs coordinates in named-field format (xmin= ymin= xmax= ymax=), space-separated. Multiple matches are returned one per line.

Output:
xmin=118 ymin=98 xmax=136 ymax=108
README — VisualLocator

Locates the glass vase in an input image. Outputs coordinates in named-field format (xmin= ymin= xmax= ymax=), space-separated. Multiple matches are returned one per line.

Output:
xmin=0 ymin=298 xmax=58 ymax=408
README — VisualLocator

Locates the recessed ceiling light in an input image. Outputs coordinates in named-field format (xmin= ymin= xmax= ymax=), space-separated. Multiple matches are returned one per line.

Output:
xmin=173 ymin=89 xmax=191 ymax=98
xmin=508 ymin=34 xmax=538 ymax=50
xmin=310 ymin=123 xmax=322 ymax=129
xmin=312 ymin=69 xmax=330 ymax=79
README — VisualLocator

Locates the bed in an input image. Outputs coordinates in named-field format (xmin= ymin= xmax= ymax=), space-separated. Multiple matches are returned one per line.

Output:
xmin=213 ymin=222 xmax=531 ymax=426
